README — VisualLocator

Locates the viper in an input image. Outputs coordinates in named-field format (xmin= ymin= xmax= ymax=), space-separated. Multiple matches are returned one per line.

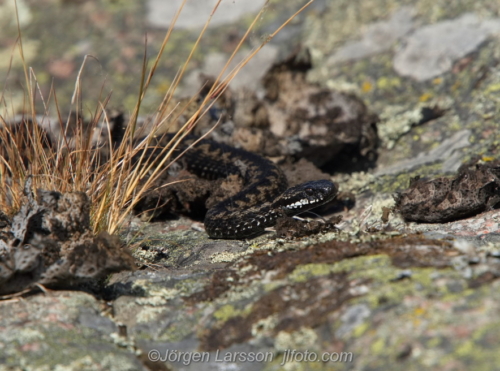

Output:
xmin=145 ymin=134 xmax=338 ymax=239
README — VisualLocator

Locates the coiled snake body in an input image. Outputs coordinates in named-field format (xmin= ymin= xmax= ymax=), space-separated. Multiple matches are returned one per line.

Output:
xmin=151 ymin=135 xmax=338 ymax=239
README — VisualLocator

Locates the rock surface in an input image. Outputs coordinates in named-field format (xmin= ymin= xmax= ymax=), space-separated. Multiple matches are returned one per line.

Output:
xmin=393 ymin=13 xmax=500 ymax=81
xmin=3 ymin=1 xmax=500 ymax=371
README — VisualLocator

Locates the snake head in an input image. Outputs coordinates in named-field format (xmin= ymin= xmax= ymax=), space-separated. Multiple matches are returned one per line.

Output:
xmin=273 ymin=179 xmax=338 ymax=216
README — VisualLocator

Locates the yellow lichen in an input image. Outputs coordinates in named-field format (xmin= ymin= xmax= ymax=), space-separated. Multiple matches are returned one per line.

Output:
xmin=419 ymin=92 xmax=433 ymax=102
xmin=361 ymin=81 xmax=373 ymax=93
xmin=213 ymin=304 xmax=241 ymax=321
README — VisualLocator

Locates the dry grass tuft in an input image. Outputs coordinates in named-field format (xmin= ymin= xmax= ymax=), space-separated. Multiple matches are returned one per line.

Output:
xmin=0 ymin=0 xmax=313 ymax=235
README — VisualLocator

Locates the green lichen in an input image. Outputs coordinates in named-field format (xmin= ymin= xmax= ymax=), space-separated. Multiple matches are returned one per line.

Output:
xmin=325 ymin=254 xmax=468 ymax=310
xmin=213 ymin=304 xmax=242 ymax=321
xmin=374 ymin=161 xmax=446 ymax=194
xmin=288 ymin=263 xmax=337 ymax=283
xmin=210 ymin=251 xmax=242 ymax=263
xmin=274 ymin=327 xmax=319 ymax=351
xmin=4 ymin=326 xmax=139 ymax=371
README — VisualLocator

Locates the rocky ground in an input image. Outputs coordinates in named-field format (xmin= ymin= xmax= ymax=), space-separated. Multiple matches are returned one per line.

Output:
xmin=3 ymin=1 xmax=500 ymax=371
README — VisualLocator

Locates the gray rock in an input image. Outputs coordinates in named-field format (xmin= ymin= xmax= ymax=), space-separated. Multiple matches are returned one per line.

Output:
xmin=329 ymin=6 xmax=416 ymax=64
xmin=0 ymin=291 xmax=145 ymax=370
xmin=393 ymin=13 xmax=500 ymax=81
xmin=147 ymin=0 xmax=268 ymax=29
xmin=336 ymin=304 xmax=371 ymax=337
xmin=181 ymin=45 xmax=279 ymax=95
xmin=375 ymin=129 xmax=471 ymax=175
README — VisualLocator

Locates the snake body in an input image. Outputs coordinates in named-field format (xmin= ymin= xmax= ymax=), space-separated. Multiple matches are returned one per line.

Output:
xmin=149 ymin=134 xmax=338 ymax=239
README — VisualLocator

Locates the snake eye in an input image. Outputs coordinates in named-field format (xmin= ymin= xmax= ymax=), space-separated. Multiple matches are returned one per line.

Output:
xmin=305 ymin=188 xmax=314 ymax=196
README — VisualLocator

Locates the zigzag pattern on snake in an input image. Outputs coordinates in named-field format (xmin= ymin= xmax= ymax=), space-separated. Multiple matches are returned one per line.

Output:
xmin=144 ymin=134 xmax=338 ymax=239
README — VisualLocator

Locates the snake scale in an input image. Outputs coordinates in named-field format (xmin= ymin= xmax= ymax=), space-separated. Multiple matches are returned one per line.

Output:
xmin=145 ymin=134 xmax=338 ymax=239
